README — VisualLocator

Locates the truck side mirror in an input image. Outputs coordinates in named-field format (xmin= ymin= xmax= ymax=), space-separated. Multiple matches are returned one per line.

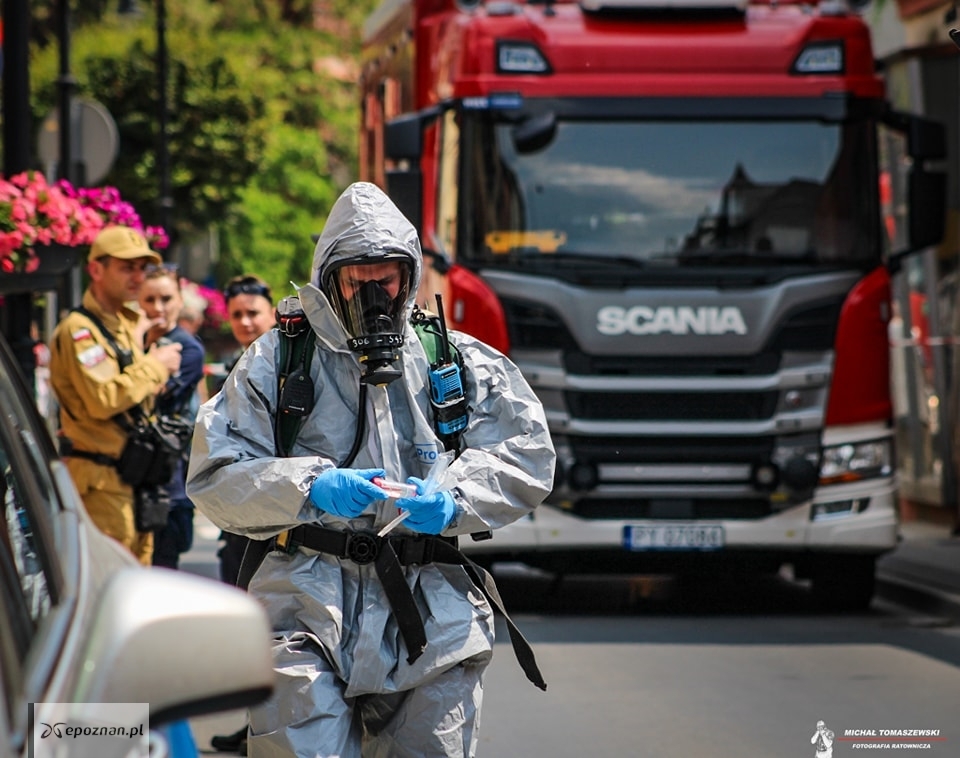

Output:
xmin=908 ymin=169 xmax=947 ymax=251
xmin=385 ymin=113 xmax=424 ymax=162
xmin=907 ymin=116 xmax=946 ymax=161
xmin=884 ymin=112 xmax=947 ymax=260
xmin=386 ymin=169 xmax=422 ymax=233
xmin=384 ymin=108 xmax=443 ymax=230
xmin=904 ymin=115 xmax=946 ymax=255
xmin=512 ymin=112 xmax=557 ymax=153
xmin=384 ymin=113 xmax=425 ymax=231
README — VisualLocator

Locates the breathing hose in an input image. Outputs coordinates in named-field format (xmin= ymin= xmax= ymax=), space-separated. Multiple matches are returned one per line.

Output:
xmin=340 ymin=382 xmax=368 ymax=467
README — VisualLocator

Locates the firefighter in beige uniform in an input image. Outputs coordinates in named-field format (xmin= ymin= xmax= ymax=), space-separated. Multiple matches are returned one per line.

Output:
xmin=50 ymin=226 xmax=182 ymax=564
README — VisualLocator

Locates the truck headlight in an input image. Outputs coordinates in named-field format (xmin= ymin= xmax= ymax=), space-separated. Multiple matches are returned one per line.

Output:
xmin=792 ymin=41 xmax=844 ymax=74
xmin=819 ymin=439 xmax=892 ymax=485
xmin=496 ymin=41 xmax=551 ymax=74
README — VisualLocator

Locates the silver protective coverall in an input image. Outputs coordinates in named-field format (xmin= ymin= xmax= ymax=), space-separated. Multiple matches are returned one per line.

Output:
xmin=186 ymin=182 xmax=556 ymax=758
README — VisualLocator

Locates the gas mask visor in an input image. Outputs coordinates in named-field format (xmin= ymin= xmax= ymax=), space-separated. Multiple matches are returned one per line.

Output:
xmin=323 ymin=257 xmax=412 ymax=385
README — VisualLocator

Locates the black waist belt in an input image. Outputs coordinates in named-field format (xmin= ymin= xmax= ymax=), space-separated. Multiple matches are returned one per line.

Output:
xmin=278 ymin=524 xmax=457 ymax=566
xmin=273 ymin=524 xmax=546 ymax=691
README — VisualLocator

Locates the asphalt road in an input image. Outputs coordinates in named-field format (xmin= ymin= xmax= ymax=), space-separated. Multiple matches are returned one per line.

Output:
xmin=182 ymin=515 xmax=960 ymax=756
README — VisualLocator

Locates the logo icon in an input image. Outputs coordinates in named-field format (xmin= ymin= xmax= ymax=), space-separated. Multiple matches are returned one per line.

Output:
xmin=811 ymin=720 xmax=835 ymax=758
xmin=415 ymin=442 xmax=440 ymax=462
xmin=596 ymin=305 xmax=748 ymax=336
xmin=39 ymin=722 xmax=66 ymax=738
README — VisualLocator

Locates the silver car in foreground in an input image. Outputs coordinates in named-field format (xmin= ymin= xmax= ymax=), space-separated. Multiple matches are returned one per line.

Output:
xmin=0 ymin=333 xmax=274 ymax=757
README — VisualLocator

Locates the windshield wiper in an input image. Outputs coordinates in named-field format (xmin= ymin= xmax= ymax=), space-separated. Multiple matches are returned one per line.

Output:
xmin=677 ymin=249 xmax=814 ymax=265
xmin=509 ymin=251 xmax=648 ymax=271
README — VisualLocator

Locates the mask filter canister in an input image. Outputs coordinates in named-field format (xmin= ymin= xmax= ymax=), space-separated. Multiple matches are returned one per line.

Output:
xmin=346 ymin=280 xmax=404 ymax=386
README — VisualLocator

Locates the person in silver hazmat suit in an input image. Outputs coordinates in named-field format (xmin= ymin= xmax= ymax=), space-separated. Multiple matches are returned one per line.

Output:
xmin=186 ymin=182 xmax=556 ymax=758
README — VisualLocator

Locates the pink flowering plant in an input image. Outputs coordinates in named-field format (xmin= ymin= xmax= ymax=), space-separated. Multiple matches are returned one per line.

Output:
xmin=181 ymin=279 xmax=229 ymax=333
xmin=0 ymin=171 xmax=168 ymax=274
xmin=196 ymin=284 xmax=229 ymax=331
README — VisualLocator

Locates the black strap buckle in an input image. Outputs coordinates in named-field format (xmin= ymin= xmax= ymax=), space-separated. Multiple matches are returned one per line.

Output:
xmin=395 ymin=536 xmax=435 ymax=566
xmin=275 ymin=529 xmax=300 ymax=555
xmin=276 ymin=295 xmax=310 ymax=337
xmin=279 ymin=313 xmax=309 ymax=337
xmin=346 ymin=531 xmax=380 ymax=564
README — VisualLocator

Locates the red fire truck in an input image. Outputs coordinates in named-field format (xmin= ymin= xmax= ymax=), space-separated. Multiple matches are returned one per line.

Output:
xmin=360 ymin=0 xmax=946 ymax=608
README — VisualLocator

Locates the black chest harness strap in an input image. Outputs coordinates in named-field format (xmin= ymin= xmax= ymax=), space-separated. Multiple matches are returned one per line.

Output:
xmin=274 ymin=524 xmax=547 ymax=691
xmin=59 ymin=306 xmax=142 ymax=466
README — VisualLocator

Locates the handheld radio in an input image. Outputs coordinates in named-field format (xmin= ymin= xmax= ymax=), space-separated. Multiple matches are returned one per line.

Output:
xmin=426 ymin=294 xmax=468 ymax=440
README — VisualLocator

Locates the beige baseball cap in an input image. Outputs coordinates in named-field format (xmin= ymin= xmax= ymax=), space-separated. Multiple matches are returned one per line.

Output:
xmin=89 ymin=225 xmax=162 ymax=265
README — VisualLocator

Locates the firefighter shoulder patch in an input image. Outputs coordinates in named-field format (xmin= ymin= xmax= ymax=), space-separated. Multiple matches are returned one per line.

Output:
xmin=77 ymin=344 xmax=107 ymax=368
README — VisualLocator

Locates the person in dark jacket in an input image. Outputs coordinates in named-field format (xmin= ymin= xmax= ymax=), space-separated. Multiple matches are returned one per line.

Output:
xmin=207 ymin=274 xmax=276 ymax=756
xmin=139 ymin=264 xmax=206 ymax=569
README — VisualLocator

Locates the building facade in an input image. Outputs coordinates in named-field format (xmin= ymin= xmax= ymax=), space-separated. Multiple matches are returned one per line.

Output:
xmin=872 ymin=0 xmax=960 ymax=524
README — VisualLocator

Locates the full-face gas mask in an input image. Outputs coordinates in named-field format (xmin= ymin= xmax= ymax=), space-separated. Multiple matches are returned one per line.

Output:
xmin=322 ymin=256 xmax=412 ymax=385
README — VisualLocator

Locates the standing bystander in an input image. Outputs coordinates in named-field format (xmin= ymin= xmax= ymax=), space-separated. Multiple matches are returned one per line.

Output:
xmin=215 ymin=275 xmax=277 ymax=586
xmin=49 ymin=226 xmax=182 ymax=564
xmin=223 ymin=275 xmax=277 ymax=358
xmin=205 ymin=274 xmax=276 ymax=755
xmin=139 ymin=264 xmax=206 ymax=569
xmin=178 ymin=302 xmax=206 ymax=337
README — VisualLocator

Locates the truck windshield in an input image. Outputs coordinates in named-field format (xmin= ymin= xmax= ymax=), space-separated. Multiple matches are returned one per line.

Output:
xmin=459 ymin=116 xmax=879 ymax=270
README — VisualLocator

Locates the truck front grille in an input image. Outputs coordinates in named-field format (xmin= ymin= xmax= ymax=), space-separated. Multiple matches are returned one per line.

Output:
xmin=565 ymin=390 xmax=780 ymax=421
xmin=565 ymin=351 xmax=780 ymax=377
xmin=562 ymin=497 xmax=772 ymax=520
xmin=569 ymin=436 xmax=775 ymax=463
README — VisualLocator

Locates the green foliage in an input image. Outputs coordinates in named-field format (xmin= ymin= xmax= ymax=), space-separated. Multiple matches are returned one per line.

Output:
xmin=29 ymin=16 xmax=264 ymax=242
xmin=219 ymin=124 xmax=339 ymax=298
xmin=25 ymin=0 xmax=382 ymax=285
xmin=100 ymin=44 xmax=264 ymax=236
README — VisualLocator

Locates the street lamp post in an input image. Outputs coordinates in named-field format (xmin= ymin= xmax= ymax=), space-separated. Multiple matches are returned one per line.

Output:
xmin=57 ymin=0 xmax=85 ymax=311
xmin=156 ymin=0 xmax=172 ymax=237
xmin=57 ymin=0 xmax=78 ymax=184
xmin=2 ymin=0 xmax=31 ymax=173
xmin=2 ymin=0 xmax=39 ymax=391
xmin=119 ymin=0 xmax=172 ymax=243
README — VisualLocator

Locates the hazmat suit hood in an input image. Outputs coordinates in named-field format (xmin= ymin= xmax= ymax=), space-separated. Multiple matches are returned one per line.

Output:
xmin=305 ymin=182 xmax=422 ymax=350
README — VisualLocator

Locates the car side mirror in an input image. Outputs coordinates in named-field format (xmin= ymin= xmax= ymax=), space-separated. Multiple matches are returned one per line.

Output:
xmin=74 ymin=568 xmax=274 ymax=725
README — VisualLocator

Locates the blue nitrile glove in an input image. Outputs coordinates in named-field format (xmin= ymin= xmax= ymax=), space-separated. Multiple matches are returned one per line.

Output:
xmin=309 ymin=468 xmax=387 ymax=518
xmin=395 ymin=477 xmax=457 ymax=534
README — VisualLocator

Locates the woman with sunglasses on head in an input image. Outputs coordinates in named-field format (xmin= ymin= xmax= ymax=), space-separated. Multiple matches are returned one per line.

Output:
xmin=225 ymin=275 xmax=277 ymax=352
xmin=206 ymin=276 xmax=278 ymax=397
xmin=139 ymin=263 xmax=206 ymax=569
xmin=207 ymin=274 xmax=277 ymax=756
xmin=211 ymin=276 xmax=277 ymax=588
xmin=215 ymin=276 xmax=276 ymax=579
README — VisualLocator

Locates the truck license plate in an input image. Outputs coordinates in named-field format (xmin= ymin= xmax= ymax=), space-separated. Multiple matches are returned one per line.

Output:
xmin=623 ymin=524 xmax=725 ymax=551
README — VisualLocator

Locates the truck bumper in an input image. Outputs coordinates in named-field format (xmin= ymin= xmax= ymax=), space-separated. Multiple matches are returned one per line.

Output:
xmin=463 ymin=477 xmax=899 ymax=562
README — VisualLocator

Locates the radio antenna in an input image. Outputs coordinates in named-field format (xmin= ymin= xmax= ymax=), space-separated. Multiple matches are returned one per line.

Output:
xmin=434 ymin=293 xmax=452 ymax=365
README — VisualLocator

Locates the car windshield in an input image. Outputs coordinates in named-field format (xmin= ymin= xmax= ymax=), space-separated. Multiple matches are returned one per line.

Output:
xmin=459 ymin=116 xmax=879 ymax=270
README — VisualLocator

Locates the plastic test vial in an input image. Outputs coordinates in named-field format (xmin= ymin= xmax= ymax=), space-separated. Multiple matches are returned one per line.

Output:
xmin=372 ymin=477 xmax=418 ymax=499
